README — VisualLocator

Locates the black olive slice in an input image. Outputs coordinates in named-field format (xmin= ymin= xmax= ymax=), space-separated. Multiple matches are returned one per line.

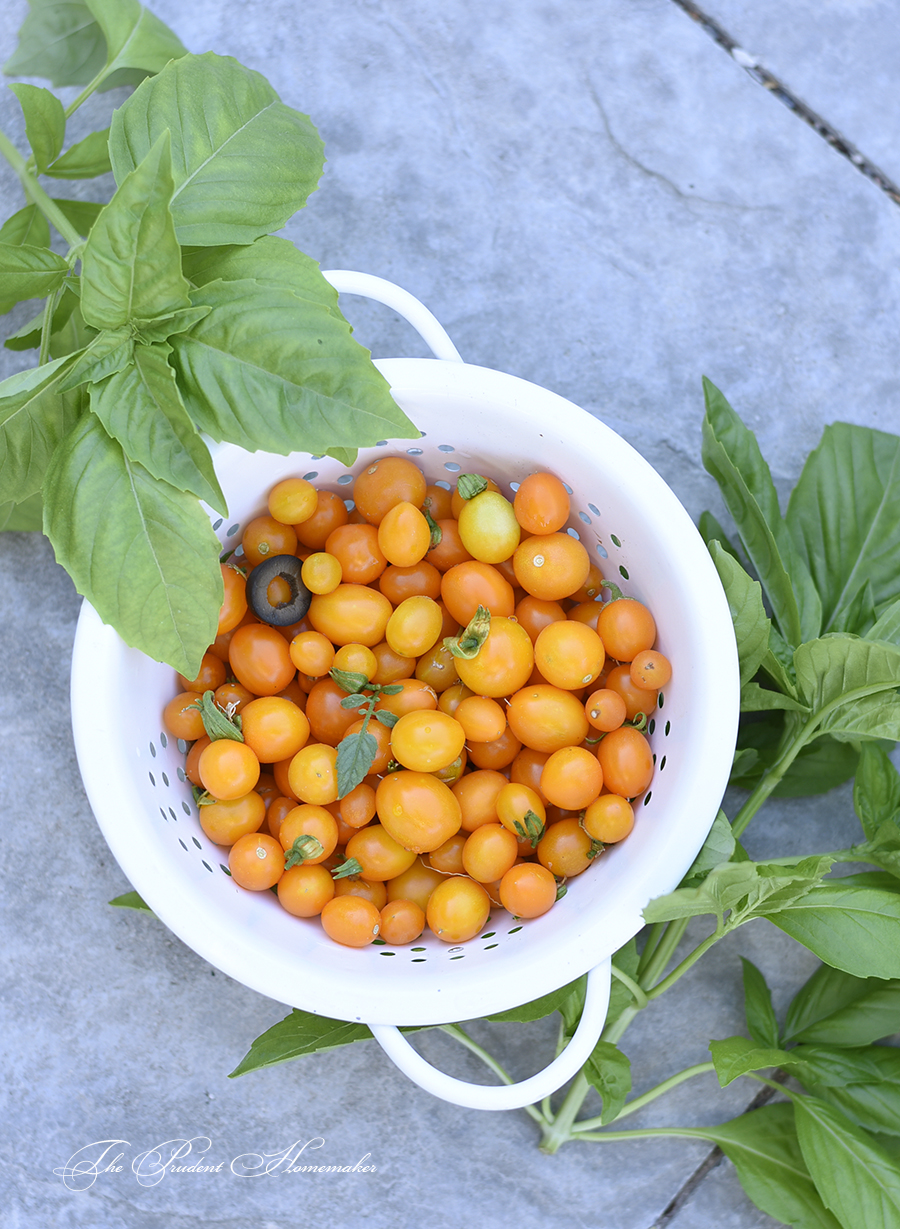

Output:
xmin=245 ymin=554 xmax=311 ymax=626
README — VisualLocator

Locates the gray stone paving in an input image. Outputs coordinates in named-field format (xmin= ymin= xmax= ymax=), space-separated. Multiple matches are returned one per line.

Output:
xmin=2 ymin=0 xmax=898 ymax=1225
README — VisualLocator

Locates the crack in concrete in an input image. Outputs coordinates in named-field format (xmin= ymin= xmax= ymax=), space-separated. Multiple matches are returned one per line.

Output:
xmin=668 ymin=0 xmax=900 ymax=207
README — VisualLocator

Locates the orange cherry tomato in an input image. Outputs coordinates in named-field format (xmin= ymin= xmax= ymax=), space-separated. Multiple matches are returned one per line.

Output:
xmin=177 ymin=651 xmax=226 ymax=694
xmin=605 ymin=663 xmax=658 ymax=721
xmin=513 ymin=472 xmax=570 ymax=535
xmin=217 ymin=563 xmax=248 ymax=635
xmin=537 ymin=817 xmax=595 ymax=877
xmin=597 ymin=598 xmax=657 ymax=662
xmin=289 ymin=629 xmax=335 ymax=677
xmin=320 ymin=895 xmax=382 ymax=946
xmin=308 ymin=584 xmax=392 ymax=647
xmin=514 ymin=595 xmax=567 ymax=643
xmin=427 ymin=830 xmax=468 ymax=874
xmin=466 ymin=725 xmax=522 ymax=770
xmin=198 ymin=739 xmax=261 ymax=800
xmin=375 ymin=771 xmax=462 ymax=853
xmin=462 ymin=823 xmax=518 ymax=883
xmin=287 ymin=743 xmax=339 ymax=806
xmin=385 ymin=859 xmax=445 ymax=911
xmin=346 ymin=824 xmax=418 ymax=881
xmin=301 ymin=551 xmax=343 ymax=595
xmin=277 ymin=863 xmax=335 ymax=916
xmin=390 ymin=711 xmax=466 ymax=773
xmin=513 ymin=533 xmax=591 ymax=601
xmin=534 ymin=621 xmax=605 ymax=691
xmin=414 ymin=642 xmax=460 ymax=693
xmin=499 ymin=863 xmax=558 ymax=918
xmin=240 ymin=696 xmax=310 ymax=763
xmin=379 ymin=560 xmax=443 ymax=604
xmin=379 ymin=899 xmax=426 ymax=945
xmin=279 ymin=803 xmax=339 ymax=864
xmin=197 ymin=791 xmax=266 ymax=845
xmin=596 ymin=726 xmax=654 ymax=798
xmin=452 ymin=769 xmax=508 ymax=831
xmin=324 ymin=523 xmax=387 ymax=585
xmin=426 ymin=519 xmax=473 ymax=572
xmin=441 ymin=561 xmax=515 ymax=626
xmin=426 ymin=877 xmax=491 ymax=943
xmin=506 ymin=684 xmax=589 ymax=753
xmin=268 ymin=476 xmax=318 ymax=525
xmin=630 ymin=649 xmax=672 ymax=691
xmin=294 ymin=489 xmax=349 ymax=550
xmin=454 ymin=696 xmax=507 ymax=743
xmin=228 ymin=832 xmax=284 ymax=890
xmin=378 ymin=501 xmax=432 ymax=567
xmin=582 ymin=794 xmax=635 ymax=843
xmin=386 ymin=596 xmax=443 ymax=658
xmin=584 ymin=688 xmax=627 ymax=733
xmin=454 ymin=617 xmax=534 ymax=698
xmin=540 ymin=746 xmax=604 ymax=810
xmin=241 ymin=515 xmax=298 ymax=568
xmin=229 ymin=624 xmax=296 ymax=696
xmin=163 ymin=691 xmax=206 ymax=741
xmin=353 ymin=456 xmax=427 ymax=525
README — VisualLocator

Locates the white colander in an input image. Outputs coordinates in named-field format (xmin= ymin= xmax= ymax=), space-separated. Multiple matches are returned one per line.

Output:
xmin=70 ymin=272 xmax=739 ymax=1111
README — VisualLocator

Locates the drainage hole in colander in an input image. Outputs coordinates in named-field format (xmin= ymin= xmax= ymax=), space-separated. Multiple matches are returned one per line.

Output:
xmin=380 ymin=951 xmax=396 ymax=956
xmin=179 ymin=839 xmax=188 ymax=851
xmin=435 ymin=479 xmax=451 ymax=490
xmin=660 ymin=755 xmax=667 ymax=771
xmin=376 ymin=440 xmax=388 ymax=447
xmin=411 ymin=947 xmax=426 ymax=952
xmin=595 ymin=542 xmax=608 ymax=559
xmin=444 ymin=461 xmax=461 ymax=473
xmin=482 ymin=932 xmax=496 ymax=939
xmin=652 ymin=753 xmax=657 ymax=765
xmin=508 ymin=926 xmax=523 ymax=934
xmin=226 ymin=523 xmax=240 ymax=537
xmin=567 ymin=527 xmax=580 ymax=540
xmin=611 ymin=534 xmax=622 ymax=548
xmin=648 ymin=718 xmax=656 ymax=734
xmin=562 ymin=482 xmax=573 ymax=494
xmin=579 ymin=512 xmax=591 ymax=524
xmin=303 ymin=471 xmax=318 ymax=481
xmin=411 ymin=958 xmax=426 ymax=963
xmin=168 ymin=808 xmax=177 ymax=821
xmin=509 ymin=481 xmax=520 ymax=492
xmin=658 ymin=692 xmax=665 ymax=708
xmin=619 ymin=565 xmax=629 ymax=580
xmin=337 ymin=474 xmax=353 ymax=485
xmin=448 ymin=946 xmax=464 ymax=954
xmin=149 ymin=741 xmax=156 ymax=758
xmin=588 ymin=503 xmax=600 ymax=515
xmin=181 ymin=801 xmax=190 ymax=816
xmin=665 ymin=720 xmax=671 ymax=735
xmin=177 ymin=739 xmax=188 ymax=754
xmin=407 ymin=448 xmax=423 ymax=456
xmin=220 ymin=864 xmax=232 ymax=877
xmin=177 ymin=767 xmax=186 ymax=782
xmin=450 ymin=955 xmax=464 ymax=960
xmin=148 ymin=772 xmax=155 ymax=787
xmin=161 ymin=772 xmax=169 ymax=787
xmin=372 ymin=938 xmax=386 ymax=945
xmin=213 ymin=518 xmax=224 ymax=530
xmin=343 ymin=500 xmax=354 ymax=511
xmin=484 ymin=944 xmax=499 ymax=950
xmin=159 ymin=807 xmax=167 ymax=821
xmin=192 ymin=836 xmax=202 ymax=850
xmin=438 ymin=444 xmax=455 ymax=452
xmin=202 ymin=861 xmax=213 ymax=873
xmin=643 ymin=792 xmax=653 ymax=807
xmin=160 ymin=732 xmax=168 ymax=748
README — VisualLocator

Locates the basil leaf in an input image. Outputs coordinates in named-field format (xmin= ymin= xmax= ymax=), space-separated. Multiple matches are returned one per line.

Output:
xmin=136 ymin=307 xmax=211 ymax=344
xmin=335 ymin=730 xmax=378 ymax=799
xmin=45 ymin=127 xmax=111 ymax=179
xmin=109 ymin=889 xmax=154 ymax=914
xmin=733 ymin=719 xmax=859 ymax=797
xmin=229 ymin=1009 xmax=373 ymax=1075
xmin=486 ymin=976 xmax=586 ymax=1023
xmin=42 ymin=412 xmax=222 ymax=676
xmin=584 ymin=1041 xmax=632 ymax=1125
xmin=51 ymin=198 xmax=102 ymax=239
xmin=784 ymin=964 xmax=900 ymax=1047
xmin=643 ymin=856 xmax=831 ymax=927
xmin=0 ymin=490 xmax=43 ymax=532
xmin=798 ymin=1045 xmax=900 ymax=1137
xmin=709 ymin=1035 xmax=788 ymax=1086
xmin=680 ymin=809 xmax=735 ymax=887
xmin=81 ymin=130 xmax=189 ymax=330
xmin=9 ymin=83 xmax=65 ymax=172
xmin=740 ymin=681 xmax=810 ymax=712
xmin=708 ymin=540 xmax=771 ymax=687
xmin=741 ymin=957 xmax=780 ymax=1048
xmin=182 ymin=237 xmax=347 ymax=323
xmin=0 ymin=204 xmax=50 ymax=250
xmin=794 ymin=636 xmax=900 ymax=743
xmin=110 ymin=52 xmax=324 ymax=246
xmin=698 ymin=510 xmax=742 ymax=562
xmin=0 ymin=353 xmax=83 ymax=502
xmin=770 ymin=877 xmax=900 ymax=979
xmin=854 ymin=743 xmax=900 ymax=842
xmin=701 ymin=377 xmax=821 ymax=646
xmin=693 ymin=1104 xmax=843 ymax=1229
xmin=59 ymin=326 xmax=133 ymax=388
xmin=787 ymin=424 xmax=900 ymax=635
xmin=869 ymin=598 xmax=900 ymax=647
xmin=88 ymin=343 xmax=226 ymax=514
xmin=4 ymin=0 xmax=107 ymax=87
xmin=325 ymin=445 xmax=358 ymax=467
xmin=4 ymin=280 xmax=80 ymax=352
xmin=84 ymin=0 xmax=187 ymax=82
xmin=0 ymin=242 xmax=69 ymax=311
xmin=170 ymin=279 xmax=418 ymax=455
xmin=794 ymin=1095 xmax=900 ymax=1229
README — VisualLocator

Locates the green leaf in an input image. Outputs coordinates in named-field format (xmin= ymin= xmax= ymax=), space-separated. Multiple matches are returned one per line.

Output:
xmin=558 ymin=974 xmax=588 ymax=1041
xmin=680 ymin=809 xmax=735 ymax=887
xmin=868 ymin=598 xmax=900 ymax=647
xmin=708 ymin=541 xmax=771 ymax=687
xmin=335 ymin=730 xmax=378 ymax=799
xmin=83 ymin=0 xmax=187 ymax=81
xmin=0 ymin=204 xmax=50 ymax=250
xmin=51 ymin=198 xmax=102 ymax=238
xmin=741 ymin=681 xmax=810 ymax=712
xmin=784 ymin=964 xmax=900 ymax=1047
xmin=135 ymin=306 xmax=211 ymax=344
xmin=794 ymin=636 xmax=900 ymax=742
xmin=191 ymin=689 xmax=243 ymax=742
xmin=584 ymin=1041 xmax=632 ymax=1125
xmin=0 ymin=353 xmax=83 ymax=502
xmin=45 ymin=127 xmax=111 ymax=179
xmin=709 ymin=1035 xmax=788 ymax=1086
xmin=182 ymin=237 xmax=347 ymax=323
xmin=81 ymin=130 xmax=189 ymax=330
xmin=169 ymin=279 xmax=418 ymax=456
xmin=9 ymin=83 xmax=65 ymax=172
xmin=4 ymin=279 xmax=79 ymax=352
xmin=793 ymin=1095 xmax=900 ymax=1229
xmin=854 ymin=743 xmax=900 ymax=842
xmin=786 ymin=424 xmax=900 ymax=636
xmin=798 ymin=1045 xmax=900 ymax=1137
xmin=325 ymin=445 xmax=359 ymax=467
xmin=692 ymin=1104 xmax=843 ymax=1229
xmin=4 ymin=0 xmax=107 ymax=87
xmin=741 ymin=957 xmax=780 ymax=1048
xmin=769 ymin=877 xmax=900 ymax=979
xmin=59 ymin=326 xmax=133 ymax=388
xmin=229 ymin=1008 xmax=374 ymax=1076
xmin=109 ymin=889 xmax=154 ymax=914
xmin=701 ymin=377 xmax=821 ymax=646
xmin=0 ymin=242 xmax=69 ymax=311
xmin=606 ymin=938 xmax=641 ymax=1024
xmin=643 ymin=856 xmax=832 ymax=927
xmin=486 ymin=976 xmax=587 ymax=1023
xmin=88 ymin=342 xmax=226 ymax=513
xmin=733 ymin=719 xmax=859 ymax=797
xmin=109 ymin=52 xmax=324 ymax=246
xmin=0 ymin=490 xmax=42 ymax=531
xmin=698 ymin=511 xmax=742 ymax=562
xmin=42 ymin=412 xmax=222 ymax=676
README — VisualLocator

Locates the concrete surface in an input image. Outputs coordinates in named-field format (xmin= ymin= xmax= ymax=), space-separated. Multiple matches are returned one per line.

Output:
xmin=1 ymin=0 xmax=898 ymax=1226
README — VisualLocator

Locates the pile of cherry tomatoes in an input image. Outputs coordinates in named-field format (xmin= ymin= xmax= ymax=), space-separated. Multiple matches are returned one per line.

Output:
xmin=162 ymin=456 xmax=672 ymax=949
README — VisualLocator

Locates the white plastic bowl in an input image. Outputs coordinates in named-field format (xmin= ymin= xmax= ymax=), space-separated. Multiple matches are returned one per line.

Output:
xmin=71 ymin=272 xmax=739 ymax=1110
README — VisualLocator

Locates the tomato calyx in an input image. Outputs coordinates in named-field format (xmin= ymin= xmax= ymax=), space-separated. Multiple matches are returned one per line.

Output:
xmin=332 ymin=857 xmax=363 ymax=880
xmin=444 ymin=605 xmax=491 ymax=659
xmin=456 ymin=473 xmax=489 ymax=501
xmin=284 ymin=834 xmax=325 ymax=869
xmin=513 ymin=809 xmax=546 ymax=848
xmin=600 ymin=580 xmax=625 ymax=603
xmin=191 ymin=785 xmax=216 ymax=807
xmin=626 ymin=712 xmax=649 ymax=732
xmin=422 ymin=506 xmax=442 ymax=548
xmin=578 ymin=819 xmax=607 ymax=860
xmin=189 ymin=690 xmax=244 ymax=742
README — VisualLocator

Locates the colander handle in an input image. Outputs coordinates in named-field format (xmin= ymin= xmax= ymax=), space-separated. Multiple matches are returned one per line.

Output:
xmin=367 ymin=958 xmax=611 ymax=1111
xmin=321 ymin=270 xmax=464 ymax=363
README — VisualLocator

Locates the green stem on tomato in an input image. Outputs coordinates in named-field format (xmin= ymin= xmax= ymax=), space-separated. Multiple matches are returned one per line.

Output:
xmin=571 ymin=1061 xmax=716 ymax=1132
xmin=0 ymin=127 xmax=84 ymax=249
xmin=438 ymin=1024 xmax=547 ymax=1127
